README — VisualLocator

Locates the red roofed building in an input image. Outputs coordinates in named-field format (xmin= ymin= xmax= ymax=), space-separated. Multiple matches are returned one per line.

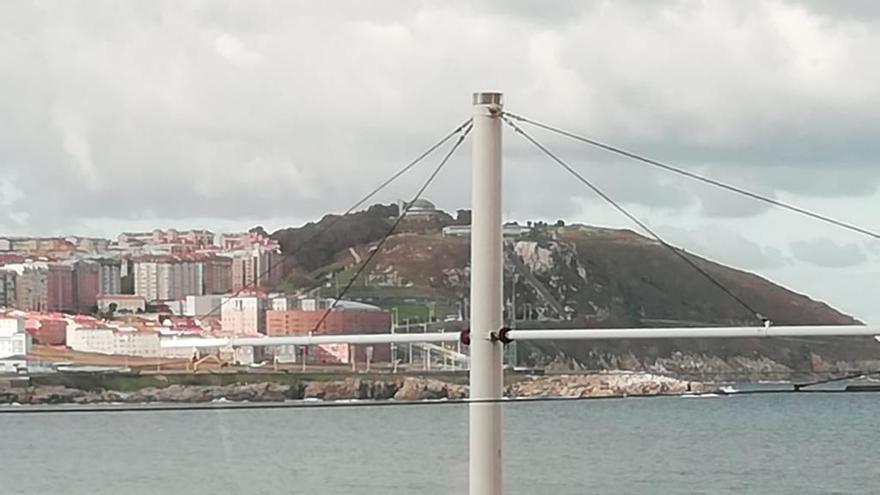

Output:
xmin=265 ymin=308 xmax=391 ymax=363
xmin=117 ymin=229 xmax=215 ymax=250
xmin=24 ymin=315 xmax=67 ymax=345
xmin=0 ymin=254 xmax=26 ymax=264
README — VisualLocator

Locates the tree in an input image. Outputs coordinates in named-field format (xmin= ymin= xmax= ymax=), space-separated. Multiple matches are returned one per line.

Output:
xmin=368 ymin=203 xmax=398 ymax=218
xmin=555 ymin=219 xmax=565 ymax=227
xmin=249 ymin=225 xmax=269 ymax=237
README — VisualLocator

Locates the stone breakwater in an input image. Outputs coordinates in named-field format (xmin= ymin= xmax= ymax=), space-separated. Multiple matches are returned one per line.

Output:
xmin=0 ymin=373 xmax=705 ymax=405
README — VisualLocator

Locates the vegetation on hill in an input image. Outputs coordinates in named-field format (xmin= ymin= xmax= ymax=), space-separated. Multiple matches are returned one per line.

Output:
xmin=264 ymin=204 xmax=877 ymax=374
xmin=270 ymin=204 xmax=399 ymax=273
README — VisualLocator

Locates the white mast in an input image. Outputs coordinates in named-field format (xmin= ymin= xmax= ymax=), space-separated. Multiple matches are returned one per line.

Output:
xmin=470 ymin=92 xmax=504 ymax=495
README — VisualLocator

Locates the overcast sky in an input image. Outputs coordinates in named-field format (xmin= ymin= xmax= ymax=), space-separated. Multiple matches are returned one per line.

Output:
xmin=1 ymin=1 xmax=878 ymax=322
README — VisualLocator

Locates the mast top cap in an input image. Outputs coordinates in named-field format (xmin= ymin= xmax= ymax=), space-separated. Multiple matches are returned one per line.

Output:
xmin=472 ymin=92 xmax=503 ymax=106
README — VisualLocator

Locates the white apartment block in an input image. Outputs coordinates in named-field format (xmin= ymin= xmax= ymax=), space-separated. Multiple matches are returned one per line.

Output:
xmin=134 ymin=261 xmax=160 ymax=301
xmin=0 ymin=318 xmax=32 ymax=358
xmin=221 ymin=292 xmax=266 ymax=335
xmin=184 ymin=294 xmax=224 ymax=317
xmin=66 ymin=325 xmax=160 ymax=357
xmin=134 ymin=258 xmax=204 ymax=302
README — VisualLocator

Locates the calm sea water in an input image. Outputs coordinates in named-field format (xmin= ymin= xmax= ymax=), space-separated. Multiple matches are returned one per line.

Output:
xmin=1 ymin=393 xmax=878 ymax=494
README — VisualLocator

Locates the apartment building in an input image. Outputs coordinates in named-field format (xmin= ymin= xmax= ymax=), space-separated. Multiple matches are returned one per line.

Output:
xmin=46 ymin=263 xmax=75 ymax=312
xmin=66 ymin=324 xmax=160 ymax=357
xmin=265 ymin=306 xmax=390 ymax=363
xmin=230 ymin=249 xmax=282 ymax=289
xmin=8 ymin=263 xmax=48 ymax=311
xmin=96 ymin=258 xmax=122 ymax=294
xmin=202 ymin=256 xmax=232 ymax=294
xmin=133 ymin=256 xmax=204 ymax=301
xmin=0 ymin=269 xmax=15 ymax=308
xmin=0 ymin=317 xmax=31 ymax=358
xmin=73 ymin=260 xmax=100 ymax=314
xmin=220 ymin=290 xmax=266 ymax=335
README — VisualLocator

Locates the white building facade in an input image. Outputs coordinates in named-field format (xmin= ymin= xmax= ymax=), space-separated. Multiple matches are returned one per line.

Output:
xmin=65 ymin=325 xmax=160 ymax=357
xmin=134 ymin=260 xmax=161 ymax=301
xmin=184 ymin=294 xmax=224 ymax=317
xmin=270 ymin=295 xmax=298 ymax=311
xmin=221 ymin=292 xmax=266 ymax=335
xmin=134 ymin=258 xmax=204 ymax=302
xmin=96 ymin=295 xmax=147 ymax=314
xmin=0 ymin=318 xmax=32 ymax=358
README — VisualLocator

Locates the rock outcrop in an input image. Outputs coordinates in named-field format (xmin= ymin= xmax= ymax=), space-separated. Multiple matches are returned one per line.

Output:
xmin=508 ymin=373 xmax=705 ymax=398
xmin=304 ymin=378 xmax=368 ymax=400
xmin=392 ymin=377 xmax=467 ymax=400
xmin=0 ymin=373 xmax=709 ymax=406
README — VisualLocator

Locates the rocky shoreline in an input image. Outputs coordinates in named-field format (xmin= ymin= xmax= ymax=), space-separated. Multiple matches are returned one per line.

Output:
xmin=510 ymin=373 xmax=706 ymax=397
xmin=0 ymin=373 xmax=708 ymax=406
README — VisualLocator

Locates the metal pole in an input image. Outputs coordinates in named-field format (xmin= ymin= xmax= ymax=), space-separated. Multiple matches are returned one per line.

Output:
xmin=406 ymin=318 xmax=413 ymax=366
xmin=470 ymin=91 xmax=504 ymax=495
xmin=366 ymin=346 xmax=373 ymax=373
xmin=511 ymin=274 xmax=517 ymax=325
xmin=390 ymin=309 xmax=397 ymax=366
xmin=506 ymin=325 xmax=880 ymax=341
xmin=160 ymin=325 xmax=879 ymax=350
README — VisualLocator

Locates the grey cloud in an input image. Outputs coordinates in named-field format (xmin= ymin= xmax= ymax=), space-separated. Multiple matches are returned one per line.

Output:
xmin=695 ymin=191 xmax=771 ymax=219
xmin=790 ymin=238 xmax=868 ymax=267
xmin=663 ymin=226 xmax=790 ymax=270
xmin=1 ymin=0 xmax=879 ymax=235
xmin=784 ymin=0 xmax=880 ymax=20
xmin=473 ymin=0 xmax=595 ymax=24
xmin=761 ymin=166 xmax=880 ymax=198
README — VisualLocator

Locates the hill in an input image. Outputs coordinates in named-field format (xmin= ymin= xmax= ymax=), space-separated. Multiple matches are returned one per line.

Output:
xmin=268 ymin=205 xmax=879 ymax=377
